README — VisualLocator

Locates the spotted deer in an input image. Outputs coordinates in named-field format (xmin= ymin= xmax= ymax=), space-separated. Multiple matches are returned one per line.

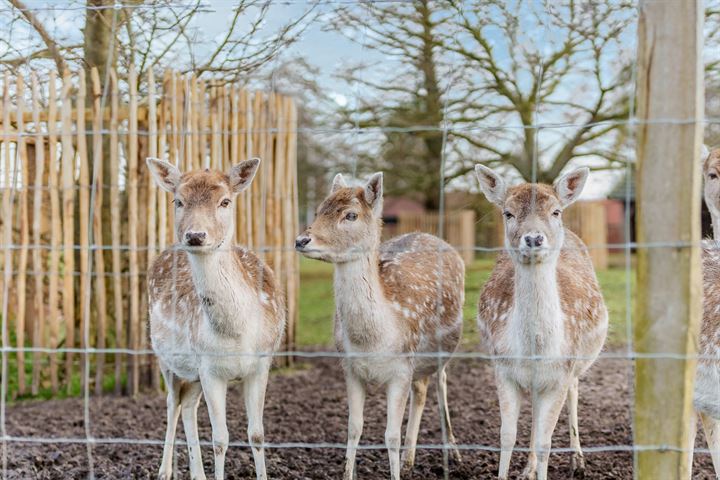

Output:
xmin=146 ymin=158 xmax=285 ymax=480
xmin=692 ymin=145 xmax=720 ymax=476
xmin=295 ymin=173 xmax=464 ymax=480
xmin=474 ymin=165 xmax=608 ymax=480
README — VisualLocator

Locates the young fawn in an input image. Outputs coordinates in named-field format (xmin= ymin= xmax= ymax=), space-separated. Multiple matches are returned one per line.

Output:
xmin=147 ymin=158 xmax=285 ymax=480
xmin=475 ymin=165 xmax=608 ymax=480
xmin=295 ymin=173 xmax=464 ymax=480
xmin=693 ymin=145 xmax=720 ymax=475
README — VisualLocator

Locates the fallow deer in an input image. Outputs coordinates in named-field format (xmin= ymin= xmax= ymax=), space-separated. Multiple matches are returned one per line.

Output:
xmin=474 ymin=165 xmax=608 ymax=480
xmin=295 ymin=172 xmax=464 ymax=480
xmin=147 ymin=158 xmax=285 ymax=480
xmin=693 ymin=145 xmax=720 ymax=476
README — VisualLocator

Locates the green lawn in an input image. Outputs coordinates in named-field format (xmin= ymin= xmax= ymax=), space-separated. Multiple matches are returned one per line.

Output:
xmin=298 ymin=255 xmax=635 ymax=349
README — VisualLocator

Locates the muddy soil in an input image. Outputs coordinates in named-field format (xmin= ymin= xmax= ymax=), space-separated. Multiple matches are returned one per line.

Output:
xmin=4 ymin=354 xmax=717 ymax=479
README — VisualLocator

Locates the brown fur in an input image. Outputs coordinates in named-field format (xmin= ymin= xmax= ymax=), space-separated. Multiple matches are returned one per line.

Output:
xmin=377 ymin=232 xmax=464 ymax=356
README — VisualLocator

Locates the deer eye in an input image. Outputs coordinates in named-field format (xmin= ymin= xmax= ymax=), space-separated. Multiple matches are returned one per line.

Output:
xmin=345 ymin=212 xmax=358 ymax=221
xmin=220 ymin=199 xmax=231 ymax=208
xmin=710 ymin=173 xmax=718 ymax=180
xmin=174 ymin=199 xmax=184 ymax=208
xmin=552 ymin=209 xmax=561 ymax=217
xmin=503 ymin=211 xmax=514 ymax=220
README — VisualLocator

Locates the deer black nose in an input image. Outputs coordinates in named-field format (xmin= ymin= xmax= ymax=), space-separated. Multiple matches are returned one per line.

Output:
xmin=185 ymin=232 xmax=207 ymax=246
xmin=524 ymin=234 xmax=544 ymax=248
xmin=295 ymin=236 xmax=311 ymax=250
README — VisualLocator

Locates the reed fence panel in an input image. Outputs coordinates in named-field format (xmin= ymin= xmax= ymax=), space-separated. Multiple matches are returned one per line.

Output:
xmin=0 ymin=68 xmax=299 ymax=398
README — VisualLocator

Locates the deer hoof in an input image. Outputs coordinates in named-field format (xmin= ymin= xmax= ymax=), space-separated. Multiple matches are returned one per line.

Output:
xmin=571 ymin=453 xmax=586 ymax=478
xmin=520 ymin=466 xmax=537 ymax=480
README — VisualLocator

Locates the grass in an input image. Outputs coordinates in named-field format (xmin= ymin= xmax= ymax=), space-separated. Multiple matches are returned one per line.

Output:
xmin=298 ymin=254 xmax=636 ymax=349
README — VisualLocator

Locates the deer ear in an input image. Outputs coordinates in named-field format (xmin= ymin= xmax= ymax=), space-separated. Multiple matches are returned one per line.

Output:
xmin=554 ymin=167 xmax=589 ymax=207
xmin=228 ymin=158 xmax=260 ymax=194
xmin=331 ymin=173 xmax=347 ymax=193
xmin=147 ymin=157 xmax=181 ymax=193
xmin=702 ymin=144 xmax=712 ymax=170
xmin=474 ymin=164 xmax=506 ymax=207
xmin=364 ymin=172 xmax=383 ymax=215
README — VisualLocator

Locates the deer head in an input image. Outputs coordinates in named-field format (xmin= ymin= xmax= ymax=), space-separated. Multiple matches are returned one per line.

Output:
xmin=295 ymin=172 xmax=383 ymax=263
xmin=475 ymin=165 xmax=588 ymax=265
xmin=703 ymin=145 xmax=720 ymax=215
xmin=147 ymin=157 xmax=260 ymax=252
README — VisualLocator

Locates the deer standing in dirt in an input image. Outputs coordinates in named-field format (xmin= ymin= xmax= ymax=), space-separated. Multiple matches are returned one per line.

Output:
xmin=474 ymin=165 xmax=608 ymax=480
xmin=147 ymin=158 xmax=285 ymax=480
xmin=692 ymin=145 xmax=720 ymax=477
xmin=295 ymin=172 xmax=464 ymax=480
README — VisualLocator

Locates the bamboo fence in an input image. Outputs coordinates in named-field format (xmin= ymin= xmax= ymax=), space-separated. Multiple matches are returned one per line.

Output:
xmin=0 ymin=68 xmax=299 ymax=398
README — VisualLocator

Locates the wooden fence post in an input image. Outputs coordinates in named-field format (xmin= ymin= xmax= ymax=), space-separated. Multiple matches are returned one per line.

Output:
xmin=635 ymin=1 xmax=704 ymax=478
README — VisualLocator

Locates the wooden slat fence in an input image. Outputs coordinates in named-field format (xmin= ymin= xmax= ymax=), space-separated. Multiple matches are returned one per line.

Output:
xmin=0 ymin=68 xmax=299 ymax=398
xmin=384 ymin=210 xmax=476 ymax=264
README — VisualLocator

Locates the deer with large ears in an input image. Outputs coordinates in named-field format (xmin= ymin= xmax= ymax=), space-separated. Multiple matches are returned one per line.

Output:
xmin=474 ymin=165 xmax=608 ymax=480
xmin=295 ymin=172 xmax=465 ymax=480
xmin=691 ymin=145 xmax=720 ymax=477
xmin=146 ymin=157 xmax=285 ymax=480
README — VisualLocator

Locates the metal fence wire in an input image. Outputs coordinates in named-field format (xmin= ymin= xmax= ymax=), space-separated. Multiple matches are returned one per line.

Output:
xmin=0 ymin=1 xmax=718 ymax=480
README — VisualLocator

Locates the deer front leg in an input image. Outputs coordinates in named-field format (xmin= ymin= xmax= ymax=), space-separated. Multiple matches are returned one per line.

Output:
xmin=158 ymin=367 xmax=182 ymax=480
xmin=567 ymin=377 xmax=585 ymax=478
xmin=200 ymin=372 xmax=229 ymax=480
xmin=180 ymin=381 xmax=206 ymax=480
xmin=497 ymin=374 xmax=521 ymax=480
xmin=344 ymin=372 xmax=366 ymax=480
xmin=529 ymin=385 xmax=570 ymax=480
xmin=245 ymin=367 xmax=270 ymax=480
xmin=386 ymin=378 xmax=411 ymax=480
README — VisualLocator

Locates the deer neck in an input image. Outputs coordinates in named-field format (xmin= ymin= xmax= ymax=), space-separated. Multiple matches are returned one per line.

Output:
xmin=333 ymin=250 xmax=388 ymax=349
xmin=186 ymin=246 xmax=253 ymax=336
xmin=711 ymin=209 xmax=720 ymax=241
xmin=511 ymin=258 xmax=564 ymax=355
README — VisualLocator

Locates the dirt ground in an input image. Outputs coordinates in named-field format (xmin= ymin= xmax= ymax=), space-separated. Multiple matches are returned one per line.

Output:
xmin=4 ymin=353 xmax=717 ymax=479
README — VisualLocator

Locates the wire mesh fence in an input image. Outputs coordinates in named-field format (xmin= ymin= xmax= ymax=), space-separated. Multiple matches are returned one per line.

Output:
xmin=0 ymin=1 xmax=717 ymax=479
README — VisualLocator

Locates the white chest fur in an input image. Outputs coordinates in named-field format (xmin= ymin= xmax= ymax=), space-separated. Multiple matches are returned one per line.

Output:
xmin=187 ymin=251 xmax=263 ymax=379
xmin=334 ymin=258 xmax=406 ymax=383
xmin=499 ymin=261 xmax=568 ymax=389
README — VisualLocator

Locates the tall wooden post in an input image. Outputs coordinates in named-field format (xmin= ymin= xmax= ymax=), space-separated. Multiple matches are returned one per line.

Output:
xmin=635 ymin=1 xmax=704 ymax=478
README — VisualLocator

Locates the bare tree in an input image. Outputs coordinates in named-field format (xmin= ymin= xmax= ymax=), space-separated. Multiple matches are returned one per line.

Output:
xmin=330 ymin=0 xmax=464 ymax=209
xmin=446 ymin=0 xmax=636 ymax=183
xmin=331 ymin=0 xmax=637 ymax=194
xmin=1 ymin=1 xmax=313 ymax=84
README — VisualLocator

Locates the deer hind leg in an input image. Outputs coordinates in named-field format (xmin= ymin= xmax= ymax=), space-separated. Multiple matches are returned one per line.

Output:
xmin=386 ymin=378 xmax=411 ymax=480
xmin=344 ymin=372 xmax=366 ymax=480
xmin=497 ymin=374 xmax=522 ymax=480
xmin=180 ymin=381 xmax=206 ymax=480
xmin=437 ymin=366 xmax=462 ymax=464
xmin=401 ymin=376 xmax=429 ymax=471
xmin=567 ymin=377 xmax=585 ymax=478
xmin=700 ymin=411 xmax=720 ymax=477
xmin=158 ymin=366 xmax=183 ymax=480
xmin=244 ymin=367 xmax=270 ymax=480
xmin=200 ymin=372 xmax=229 ymax=480
xmin=529 ymin=385 xmax=570 ymax=480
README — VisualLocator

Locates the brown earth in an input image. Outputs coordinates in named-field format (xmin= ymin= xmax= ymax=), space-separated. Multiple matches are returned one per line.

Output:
xmin=3 ymin=354 xmax=717 ymax=479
